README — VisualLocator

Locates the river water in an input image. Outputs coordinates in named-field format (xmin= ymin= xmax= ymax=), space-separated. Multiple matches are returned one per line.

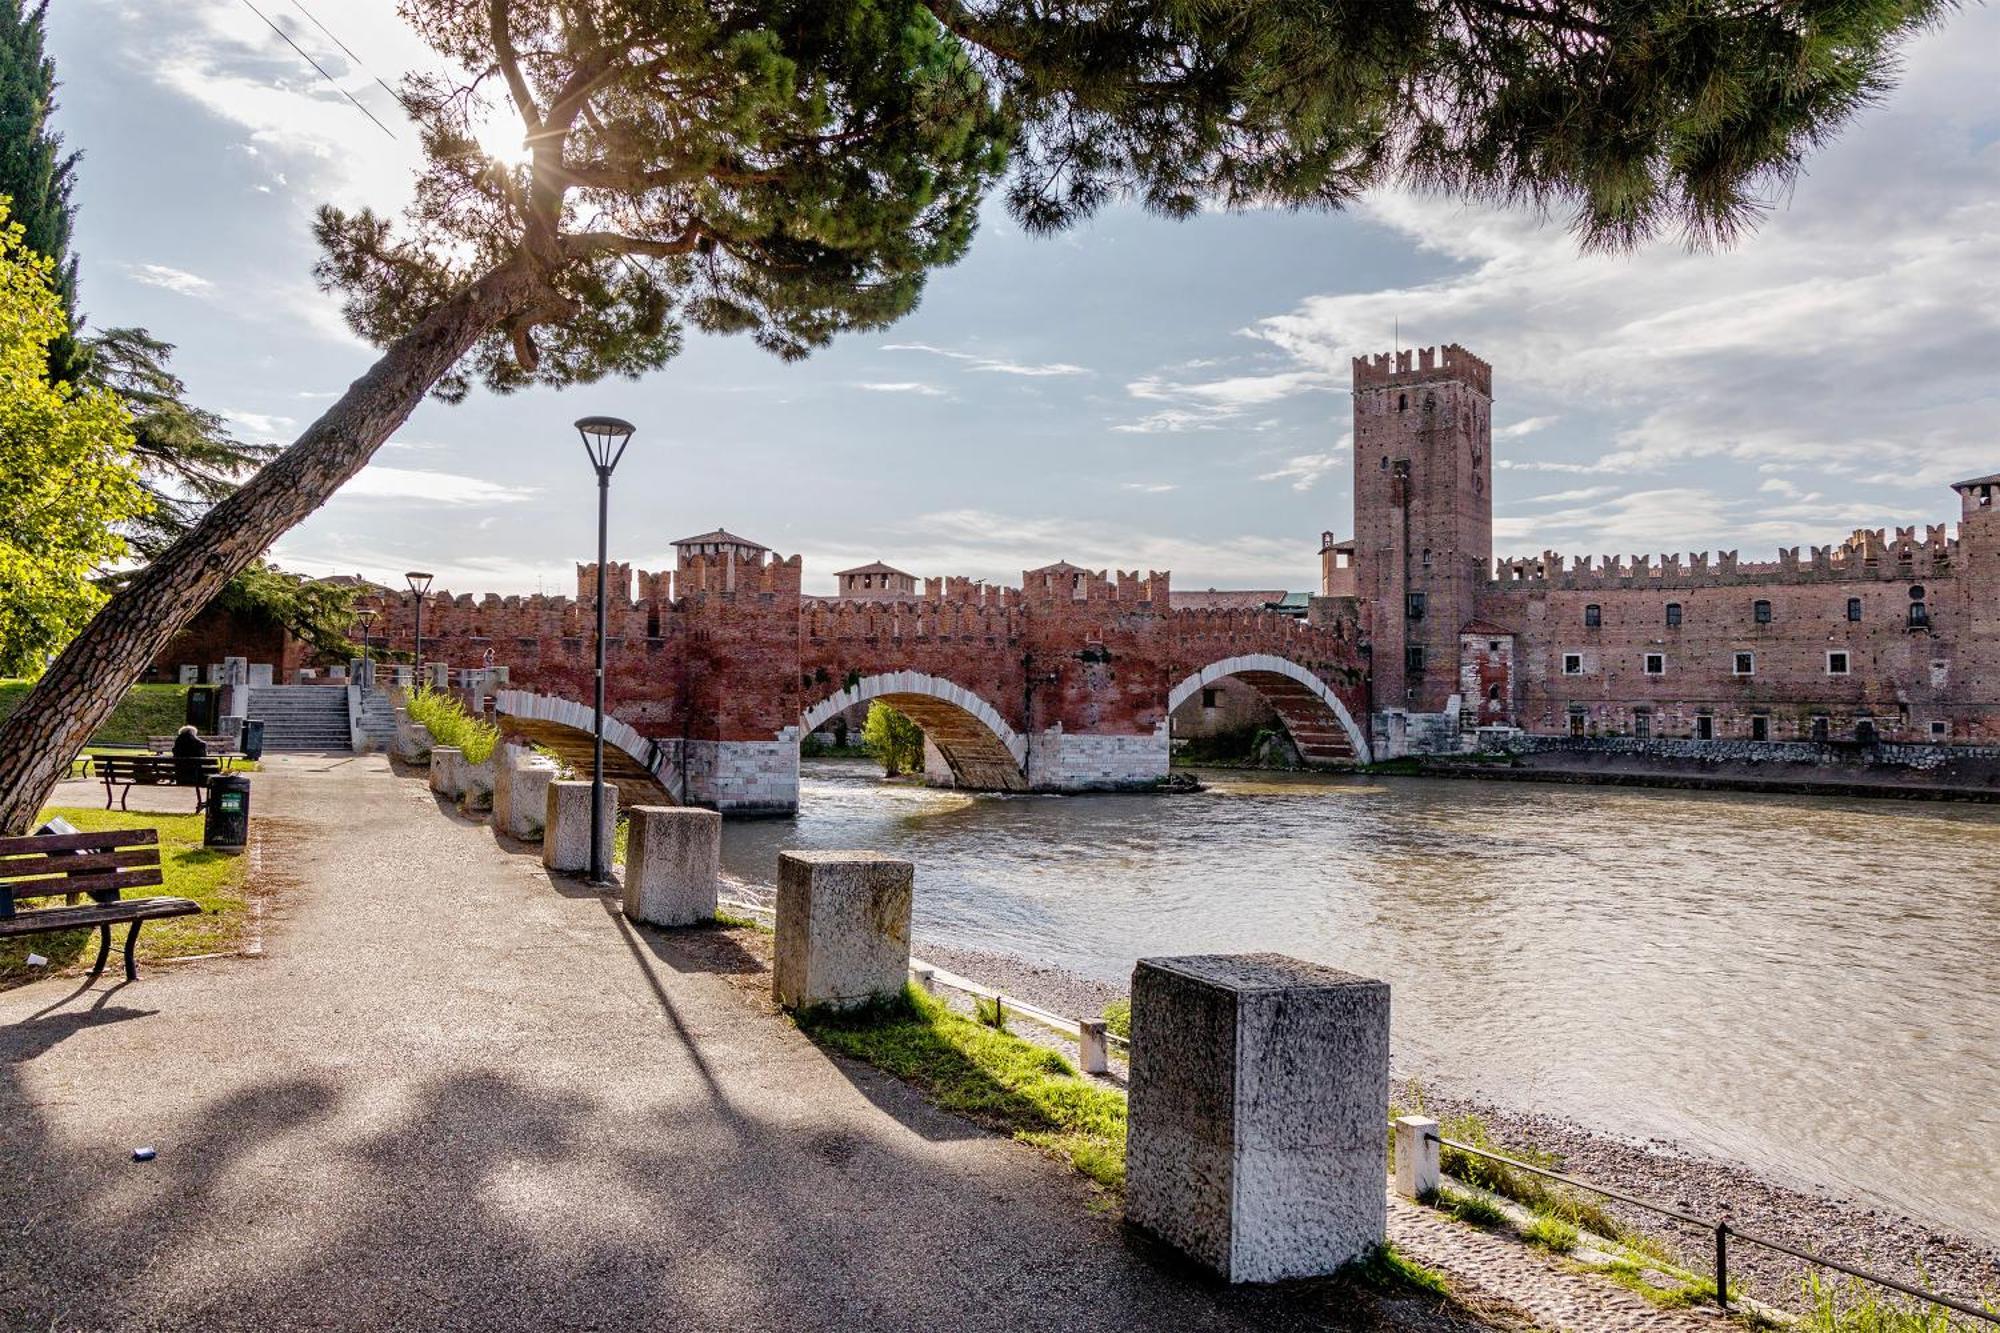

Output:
xmin=720 ymin=760 xmax=2000 ymax=1242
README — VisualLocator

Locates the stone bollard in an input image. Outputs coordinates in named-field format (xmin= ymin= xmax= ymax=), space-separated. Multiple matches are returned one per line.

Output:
xmin=1125 ymin=953 xmax=1389 ymax=1284
xmin=494 ymin=747 xmax=559 ymax=840
xmin=1393 ymin=1116 xmax=1440 ymax=1200
xmin=1077 ymin=1018 xmax=1110 ymax=1075
xmin=911 ymin=964 xmax=937 ymax=996
xmin=772 ymin=850 xmax=912 ymax=1011
xmin=620 ymin=807 xmax=720 ymax=927
xmin=428 ymin=747 xmax=464 ymax=799
xmin=542 ymin=779 xmax=616 ymax=875
xmin=459 ymin=756 xmax=496 ymax=810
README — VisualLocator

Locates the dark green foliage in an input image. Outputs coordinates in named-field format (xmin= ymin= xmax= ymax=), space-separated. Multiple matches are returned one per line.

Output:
xmin=84 ymin=328 xmax=280 ymax=559
xmin=862 ymin=700 xmax=925 ymax=776
xmin=214 ymin=564 xmax=361 ymax=661
xmin=0 ymin=0 xmax=81 ymax=381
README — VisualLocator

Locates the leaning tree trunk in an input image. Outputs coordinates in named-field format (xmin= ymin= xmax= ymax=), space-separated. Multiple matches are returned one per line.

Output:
xmin=0 ymin=261 xmax=545 ymax=832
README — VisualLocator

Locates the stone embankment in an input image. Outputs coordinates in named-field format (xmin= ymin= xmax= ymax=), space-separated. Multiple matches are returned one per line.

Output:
xmin=914 ymin=938 xmax=2000 ymax=1315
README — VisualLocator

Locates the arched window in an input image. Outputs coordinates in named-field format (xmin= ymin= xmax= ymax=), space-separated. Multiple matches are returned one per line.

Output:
xmin=1753 ymin=599 xmax=1773 ymax=624
xmin=1665 ymin=603 xmax=1682 ymax=627
xmin=1584 ymin=604 xmax=1602 ymax=628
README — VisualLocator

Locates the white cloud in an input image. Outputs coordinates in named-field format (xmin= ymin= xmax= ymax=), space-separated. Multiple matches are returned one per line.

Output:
xmin=125 ymin=263 xmax=214 ymax=295
xmin=224 ymin=408 xmax=296 ymax=438
xmin=1121 ymin=481 xmax=1178 ymax=494
xmin=851 ymin=381 xmax=947 ymax=396
xmin=1256 ymin=433 xmax=1352 ymax=492
xmin=1497 ymin=415 xmax=1559 ymax=439
xmin=881 ymin=342 xmax=1091 ymax=377
xmin=1115 ymin=365 xmax=1334 ymax=434
xmin=335 ymin=466 xmax=541 ymax=507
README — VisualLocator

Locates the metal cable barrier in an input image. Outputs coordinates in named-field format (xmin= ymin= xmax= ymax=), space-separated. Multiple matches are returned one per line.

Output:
xmin=1425 ymin=1131 xmax=1999 ymax=1324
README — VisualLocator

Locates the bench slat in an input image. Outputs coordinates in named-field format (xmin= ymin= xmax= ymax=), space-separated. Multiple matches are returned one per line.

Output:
xmin=0 ymin=896 xmax=201 ymax=936
xmin=6 ymin=868 xmax=167 ymax=902
xmin=0 ymin=848 xmax=162 ymax=880
xmin=0 ymin=828 xmax=159 ymax=856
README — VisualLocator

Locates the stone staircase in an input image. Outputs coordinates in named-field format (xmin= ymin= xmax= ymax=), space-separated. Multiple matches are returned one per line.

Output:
xmin=356 ymin=690 xmax=397 ymax=751
xmin=245 ymin=685 xmax=352 ymax=752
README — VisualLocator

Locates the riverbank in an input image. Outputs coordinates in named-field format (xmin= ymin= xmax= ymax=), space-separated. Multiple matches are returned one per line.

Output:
xmin=1417 ymin=754 xmax=2000 ymax=803
xmin=920 ymin=939 xmax=2000 ymax=1315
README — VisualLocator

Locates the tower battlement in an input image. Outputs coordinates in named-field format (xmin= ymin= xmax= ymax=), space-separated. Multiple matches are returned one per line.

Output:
xmin=1351 ymin=344 xmax=1492 ymax=397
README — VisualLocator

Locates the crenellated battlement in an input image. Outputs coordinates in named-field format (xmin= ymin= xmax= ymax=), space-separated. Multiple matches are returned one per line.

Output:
xmin=1350 ymin=343 xmax=1492 ymax=397
xmin=1491 ymin=524 xmax=1962 ymax=589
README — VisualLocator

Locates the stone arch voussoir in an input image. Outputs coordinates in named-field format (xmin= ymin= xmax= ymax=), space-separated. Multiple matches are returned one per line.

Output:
xmin=492 ymin=689 xmax=679 ymax=803
xmin=802 ymin=672 xmax=1027 ymax=790
xmin=1167 ymin=653 xmax=1372 ymax=766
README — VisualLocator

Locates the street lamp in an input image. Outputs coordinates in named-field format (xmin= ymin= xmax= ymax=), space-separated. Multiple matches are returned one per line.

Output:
xmin=406 ymin=571 xmax=433 ymax=689
xmin=354 ymin=606 xmax=378 ymax=695
xmin=576 ymin=415 xmax=636 ymax=885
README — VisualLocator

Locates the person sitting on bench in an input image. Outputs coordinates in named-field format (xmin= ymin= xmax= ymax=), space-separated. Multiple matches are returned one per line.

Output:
xmin=171 ymin=725 xmax=209 ymax=787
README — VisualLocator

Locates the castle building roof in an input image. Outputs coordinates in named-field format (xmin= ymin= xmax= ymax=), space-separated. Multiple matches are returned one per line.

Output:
xmin=673 ymin=528 xmax=766 ymax=551
xmin=1025 ymin=560 xmax=1091 ymax=575
xmin=834 ymin=561 xmax=913 ymax=578
xmin=1461 ymin=618 xmax=1515 ymax=636
xmin=1952 ymin=473 xmax=2000 ymax=490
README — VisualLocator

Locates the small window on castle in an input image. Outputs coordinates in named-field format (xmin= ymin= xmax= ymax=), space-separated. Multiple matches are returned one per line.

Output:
xmin=1406 ymin=644 xmax=1427 ymax=672
xmin=1910 ymin=585 xmax=1927 ymax=600
xmin=1753 ymin=599 xmax=1772 ymax=624
xmin=1847 ymin=597 xmax=1863 ymax=622
xmin=1201 ymin=688 xmax=1219 ymax=710
xmin=1665 ymin=603 xmax=1682 ymax=628
xmin=1488 ymin=640 xmax=1501 ymax=652
xmin=1827 ymin=651 xmax=1850 ymax=676
xmin=1751 ymin=715 xmax=1770 ymax=741
xmin=1695 ymin=714 xmax=1715 ymax=740
xmin=1568 ymin=709 xmax=1587 ymax=736
xmin=1406 ymin=592 xmax=1427 ymax=621
xmin=1562 ymin=653 xmax=1584 ymax=676
xmin=1584 ymin=604 xmax=1601 ymax=628
xmin=1487 ymin=683 xmax=1501 ymax=702
xmin=1643 ymin=653 xmax=1664 ymax=675
xmin=1811 ymin=715 xmax=1830 ymax=742
xmin=1380 ymin=455 xmax=1389 ymax=471
xmin=1733 ymin=651 xmax=1755 ymax=675
xmin=1633 ymin=711 xmax=1652 ymax=739
xmin=1908 ymin=601 xmax=1929 ymax=629
xmin=1398 ymin=392 xmax=1408 ymax=411
xmin=1932 ymin=720 xmax=1949 ymax=738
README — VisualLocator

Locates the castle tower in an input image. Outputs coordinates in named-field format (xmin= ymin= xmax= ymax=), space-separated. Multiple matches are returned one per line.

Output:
xmin=1349 ymin=344 xmax=1493 ymax=712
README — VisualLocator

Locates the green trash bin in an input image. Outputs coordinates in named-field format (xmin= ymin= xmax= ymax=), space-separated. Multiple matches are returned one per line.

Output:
xmin=204 ymin=774 xmax=251 ymax=850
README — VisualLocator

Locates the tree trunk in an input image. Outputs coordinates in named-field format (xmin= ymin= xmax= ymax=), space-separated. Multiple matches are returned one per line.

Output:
xmin=0 ymin=261 xmax=545 ymax=833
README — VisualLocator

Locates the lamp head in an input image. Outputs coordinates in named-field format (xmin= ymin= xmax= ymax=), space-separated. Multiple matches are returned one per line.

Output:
xmin=353 ymin=607 xmax=378 ymax=627
xmin=575 ymin=415 xmax=637 ymax=473
xmin=405 ymin=570 xmax=433 ymax=596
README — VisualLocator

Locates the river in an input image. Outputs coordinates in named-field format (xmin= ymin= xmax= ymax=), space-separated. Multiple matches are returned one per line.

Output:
xmin=720 ymin=759 xmax=2000 ymax=1242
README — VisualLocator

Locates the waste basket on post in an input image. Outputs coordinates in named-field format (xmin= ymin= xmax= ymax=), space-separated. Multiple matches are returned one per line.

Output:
xmin=204 ymin=774 xmax=251 ymax=850
xmin=238 ymin=717 xmax=265 ymax=762
xmin=186 ymin=685 xmax=219 ymax=732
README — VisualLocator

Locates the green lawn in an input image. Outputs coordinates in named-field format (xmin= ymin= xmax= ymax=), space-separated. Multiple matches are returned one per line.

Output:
xmin=1 ymin=805 xmax=253 ymax=987
xmin=0 ymin=680 xmax=192 ymax=747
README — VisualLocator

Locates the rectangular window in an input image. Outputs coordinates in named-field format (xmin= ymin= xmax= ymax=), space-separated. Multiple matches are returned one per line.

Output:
xmin=1633 ymin=711 xmax=1652 ymax=739
xmin=1908 ymin=601 xmax=1929 ymax=629
xmin=1406 ymin=591 xmax=1427 ymax=621
xmin=1584 ymin=604 xmax=1602 ymax=628
xmin=1568 ymin=709 xmax=1587 ymax=737
xmin=1811 ymin=715 xmax=1830 ymax=742
xmin=1666 ymin=603 xmax=1682 ymax=628
xmin=1826 ymin=651 xmax=1850 ymax=675
xmin=1751 ymin=715 xmax=1770 ymax=741
xmin=1754 ymin=599 xmax=1773 ymax=624
xmin=1847 ymin=597 xmax=1863 ymax=622
xmin=1734 ymin=651 xmax=1755 ymax=675
xmin=1201 ymin=687 xmax=1219 ymax=710
xmin=1562 ymin=653 xmax=1584 ymax=676
xmin=1695 ymin=714 xmax=1714 ymax=740
xmin=1643 ymin=653 xmax=1664 ymax=675
xmin=1405 ymin=644 xmax=1427 ymax=672
xmin=1931 ymin=720 xmax=1949 ymax=738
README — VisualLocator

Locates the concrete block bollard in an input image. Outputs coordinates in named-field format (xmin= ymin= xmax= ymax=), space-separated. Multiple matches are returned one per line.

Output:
xmin=620 ymin=807 xmax=721 ymax=927
xmin=428 ymin=747 xmax=464 ymax=799
xmin=1077 ymin=1018 xmax=1110 ymax=1075
xmin=773 ymin=850 xmax=912 ymax=1011
xmin=911 ymin=964 xmax=936 ymax=995
xmin=459 ymin=757 xmax=496 ymax=810
xmin=1393 ymin=1116 xmax=1440 ymax=1200
xmin=1125 ymin=953 xmax=1390 ymax=1284
xmin=542 ymin=779 xmax=617 ymax=875
xmin=494 ymin=747 xmax=559 ymax=840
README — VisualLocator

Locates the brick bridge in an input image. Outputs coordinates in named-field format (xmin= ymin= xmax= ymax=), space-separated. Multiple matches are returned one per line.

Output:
xmin=361 ymin=546 xmax=1368 ymax=815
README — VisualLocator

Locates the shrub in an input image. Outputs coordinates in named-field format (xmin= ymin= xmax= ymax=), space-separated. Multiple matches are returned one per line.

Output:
xmin=404 ymin=685 xmax=498 ymax=763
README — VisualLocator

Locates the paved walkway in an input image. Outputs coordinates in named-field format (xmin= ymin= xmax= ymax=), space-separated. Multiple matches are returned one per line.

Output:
xmin=1 ymin=754 xmax=1470 ymax=1333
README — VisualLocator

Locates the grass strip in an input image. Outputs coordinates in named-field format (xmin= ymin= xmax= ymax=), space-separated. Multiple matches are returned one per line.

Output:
xmin=797 ymin=984 xmax=1128 ymax=1190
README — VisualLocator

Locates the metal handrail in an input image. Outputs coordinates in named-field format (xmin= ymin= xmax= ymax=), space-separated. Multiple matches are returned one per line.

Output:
xmin=1425 ymin=1131 xmax=1999 ymax=1324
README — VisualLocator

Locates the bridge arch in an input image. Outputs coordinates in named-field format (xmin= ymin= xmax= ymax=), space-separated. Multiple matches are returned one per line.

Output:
xmin=492 ymin=689 xmax=679 ymax=804
xmin=803 ymin=671 xmax=1027 ymax=791
xmin=1167 ymin=654 xmax=1372 ymax=766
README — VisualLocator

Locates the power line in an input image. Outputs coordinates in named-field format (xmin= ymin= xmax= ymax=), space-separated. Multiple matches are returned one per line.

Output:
xmin=283 ymin=0 xmax=408 ymax=111
xmin=236 ymin=0 xmax=397 ymax=140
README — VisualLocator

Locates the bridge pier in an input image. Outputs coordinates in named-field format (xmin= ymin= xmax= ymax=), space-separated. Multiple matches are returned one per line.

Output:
xmin=661 ymin=731 xmax=802 ymax=817
xmin=1025 ymin=723 xmax=1172 ymax=792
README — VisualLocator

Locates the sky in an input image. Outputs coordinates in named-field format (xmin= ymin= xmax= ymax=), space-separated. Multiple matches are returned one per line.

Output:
xmin=42 ymin=1 xmax=2000 ymax=598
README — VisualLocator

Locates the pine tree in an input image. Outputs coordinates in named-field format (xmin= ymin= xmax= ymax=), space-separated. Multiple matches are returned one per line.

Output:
xmin=0 ymin=0 xmax=1957 ymax=828
xmin=0 ymin=0 xmax=82 ymax=383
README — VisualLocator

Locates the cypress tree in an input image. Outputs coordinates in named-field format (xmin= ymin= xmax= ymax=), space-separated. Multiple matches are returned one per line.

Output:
xmin=0 ymin=0 xmax=82 ymax=383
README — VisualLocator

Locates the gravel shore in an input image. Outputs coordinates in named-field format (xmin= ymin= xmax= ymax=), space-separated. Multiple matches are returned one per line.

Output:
xmin=922 ymin=939 xmax=2000 ymax=1314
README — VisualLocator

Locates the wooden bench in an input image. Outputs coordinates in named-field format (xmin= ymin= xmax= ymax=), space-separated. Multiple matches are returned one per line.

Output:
xmin=0 ymin=827 xmax=199 ymax=981
xmin=93 ymin=755 xmax=222 ymax=811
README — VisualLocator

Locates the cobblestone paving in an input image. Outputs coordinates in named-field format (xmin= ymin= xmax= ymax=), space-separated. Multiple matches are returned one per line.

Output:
xmin=1389 ymin=1197 xmax=1729 ymax=1333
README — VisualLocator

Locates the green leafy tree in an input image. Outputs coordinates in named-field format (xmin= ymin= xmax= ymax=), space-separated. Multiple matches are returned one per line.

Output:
xmin=0 ymin=0 xmax=81 ymax=383
xmin=214 ymin=564 xmax=362 ymax=662
xmin=0 ymin=0 xmax=1953 ymax=829
xmin=0 ymin=204 xmax=146 ymax=675
xmin=862 ymin=702 xmax=926 ymax=778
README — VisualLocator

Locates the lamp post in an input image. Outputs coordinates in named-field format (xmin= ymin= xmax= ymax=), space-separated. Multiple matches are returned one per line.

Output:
xmin=576 ymin=415 xmax=636 ymax=885
xmin=406 ymin=571 xmax=433 ymax=689
xmin=354 ymin=606 xmax=378 ymax=695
